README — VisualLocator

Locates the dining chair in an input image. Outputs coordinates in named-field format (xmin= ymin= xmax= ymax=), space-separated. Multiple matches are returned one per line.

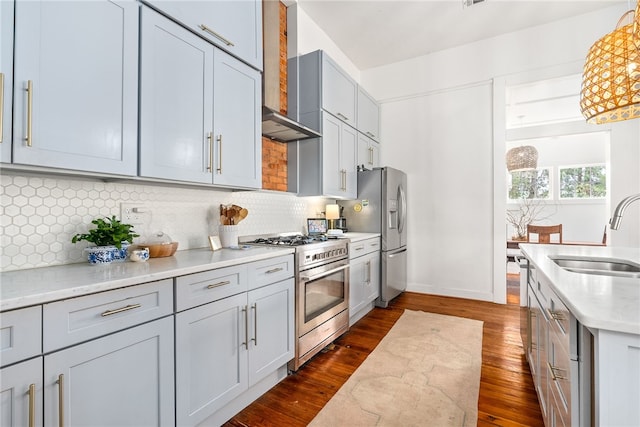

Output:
xmin=527 ymin=224 xmax=563 ymax=244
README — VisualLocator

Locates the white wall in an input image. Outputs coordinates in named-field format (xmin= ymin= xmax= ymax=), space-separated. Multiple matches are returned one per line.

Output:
xmin=360 ymin=4 xmax=640 ymax=302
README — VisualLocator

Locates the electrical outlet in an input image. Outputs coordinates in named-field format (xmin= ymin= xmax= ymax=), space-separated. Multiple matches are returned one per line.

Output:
xmin=120 ymin=203 xmax=147 ymax=226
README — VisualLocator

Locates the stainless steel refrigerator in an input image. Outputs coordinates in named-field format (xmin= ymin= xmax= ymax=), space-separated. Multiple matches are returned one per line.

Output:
xmin=342 ymin=167 xmax=407 ymax=307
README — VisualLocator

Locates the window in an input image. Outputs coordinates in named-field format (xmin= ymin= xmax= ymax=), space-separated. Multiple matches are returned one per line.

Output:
xmin=508 ymin=168 xmax=550 ymax=201
xmin=559 ymin=164 xmax=606 ymax=199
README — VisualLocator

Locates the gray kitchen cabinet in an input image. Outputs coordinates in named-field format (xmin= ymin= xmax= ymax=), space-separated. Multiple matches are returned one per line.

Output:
xmin=44 ymin=317 xmax=174 ymax=426
xmin=175 ymin=256 xmax=294 ymax=426
xmin=357 ymin=87 xmax=380 ymax=142
xmin=142 ymin=0 xmax=262 ymax=71
xmin=296 ymin=111 xmax=357 ymax=199
xmin=12 ymin=0 xmax=138 ymax=176
xmin=139 ymin=6 xmax=214 ymax=184
xmin=212 ymin=48 xmax=261 ymax=189
xmin=140 ymin=7 xmax=261 ymax=189
xmin=524 ymin=259 xmax=586 ymax=427
xmin=357 ymin=132 xmax=380 ymax=171
xmin=0 ymin=358 xmax=43 ymax=427
xmin=0 ymin=0 xmax=13 ymax=163
xmin=0 ymin=305 xmax=43 ymax=427
xmin=348 ymin=237 xmax=380 ymax=326
xmin=296 ymin=50 xmax=357 ymax=126
xmin=39 ymin=279 xmax=174 ymax=426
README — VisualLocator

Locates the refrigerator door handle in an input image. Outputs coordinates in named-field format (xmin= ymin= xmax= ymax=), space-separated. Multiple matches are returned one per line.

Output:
xmin=397 ymin=184 xmax=407 ymax=234
xmin=388 ymin=248 xmax=407 ymax=258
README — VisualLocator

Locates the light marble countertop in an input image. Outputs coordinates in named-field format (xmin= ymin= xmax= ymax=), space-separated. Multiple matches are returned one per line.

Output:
xmin=0 ymin=246 xmax=295 ymax=312
xmin=340 ymin=232 xmax=381 ymax=242
xmin=519 ymin=244 xmax=640 ymax=335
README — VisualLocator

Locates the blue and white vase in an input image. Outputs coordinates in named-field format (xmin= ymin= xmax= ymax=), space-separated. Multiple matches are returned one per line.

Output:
xmin=84 ymin=246 xmax=116 ymax=265
xmin=113 ymin=242 xmax=130 ymax=262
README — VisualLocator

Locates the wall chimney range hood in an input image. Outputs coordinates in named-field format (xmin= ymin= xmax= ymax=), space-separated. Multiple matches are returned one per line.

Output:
xmin=262 ymin=0 xmax=321 ymax=142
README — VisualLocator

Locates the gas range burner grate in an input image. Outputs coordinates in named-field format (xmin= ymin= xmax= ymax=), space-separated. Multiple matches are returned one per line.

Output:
xmin=249 ymin=235 xmax=328 ymax=246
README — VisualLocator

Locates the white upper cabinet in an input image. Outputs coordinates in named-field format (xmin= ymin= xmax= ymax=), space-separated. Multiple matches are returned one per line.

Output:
xmin=142 ymin=0 xmax=262 ymax=70
xmin=212 ymin=49 xmax=261 ymax=189
xmin=139 ymin=6 xmax=214 ymax=184
xmin=12 ymin=0 xmax=139 ymax=176
xmin=0 ymin=0 xmax=13 ymax=163
xmin=297 ymin=50 xmax=357 ymax=126
xmin=357 ymin=87 xmax=380 ymax=142
xmin=140 ymin=7 xmax=261 ymax=189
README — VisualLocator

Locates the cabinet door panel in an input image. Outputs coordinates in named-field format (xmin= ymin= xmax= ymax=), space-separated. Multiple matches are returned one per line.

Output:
xmin=13 ymin=0 xmax=138 ymax=175
xmin=322 ymin=114 xmax=342 ymax=197
xmin=0 ymin=357 xmax=43 ymax=427
xmin=357 ymin=87 xmax=380 ymax=141
xmin=0 ymin=0 xmax=13 ymax=163
xmin=140 ymin=7 xmax=213 ymax=183
xmin=213 ymin=50 xmax=261 ymax=189
xmin=365 ymin=251 xmax=381 ymax=303
xmin=341 ymin=124 xmax=357 ymax=199
xmin=175 ymin=293 xmax=248 ymax=426
xmin=248 ymin=278 xmax=294 ymax=386
xmin=322 ymin=56 xmax=356 ymax=124
xmin=143 ymin=0 xmax=262 ymax=70
xmin=44 ymin=317 xmax=174 ymax=426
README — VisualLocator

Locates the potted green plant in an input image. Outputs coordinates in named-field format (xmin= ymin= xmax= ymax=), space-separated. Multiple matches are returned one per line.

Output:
xmin=72 ymin=216 xmax=139 ymax=264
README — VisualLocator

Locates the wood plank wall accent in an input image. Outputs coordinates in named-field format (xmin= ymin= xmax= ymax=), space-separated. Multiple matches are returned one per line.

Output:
xmin=262 ymin=1 xmax=288 ymax=191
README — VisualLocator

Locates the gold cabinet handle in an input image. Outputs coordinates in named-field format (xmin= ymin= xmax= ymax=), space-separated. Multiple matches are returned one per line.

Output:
xmin=198 ymin=24 xmax=235 ymax=46
xmin=216 ymin=135 xmax=223 ymax=174
xmin=57 ymin=374 xmax=64 ymax=427
xmin=28 ymin=383 xmax=36 ymax=427
xmin=207 ymin=280 xmax=230 ymax=289
xmin=101 ymin=303 xmax=141 ymax=317
xmin=0 ymin=73 xmax=4 ymax=143
xmin=336 ymin=112 xmax=349 ymax=121
xmin=547 ymin=309 xmax=565 ymax=322
xmin=368 ymin=147 xmax=373 ymax=165
xmin=366 ymin=131 xmax=376 ymax=139
xmin=206 ymin=132 xmax=213 ymax=172
xmin=265 ymin=267 xmax=283 ymax=274
xmin=251 ymin=303 xmax=257 ymax=345
xmin=242 ymin=306 xmax=249 ymax=349
xmin=26 ymin=80 xmax=33 ymax=147
xmin=548 ymin=362 xmax=567 ymax=381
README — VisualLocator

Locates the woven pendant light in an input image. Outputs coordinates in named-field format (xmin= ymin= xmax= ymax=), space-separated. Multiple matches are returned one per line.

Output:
xmin=635 ymin=1 xmax=640 ymax=51
xmin=580 ymin=10 xmax=640 ymax=124
xmin=506 ymin=146 xmax=538 ymax=172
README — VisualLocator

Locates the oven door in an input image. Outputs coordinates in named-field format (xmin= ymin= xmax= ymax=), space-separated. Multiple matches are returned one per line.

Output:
xmin=298 ymin=259 xmax=349 ymax=337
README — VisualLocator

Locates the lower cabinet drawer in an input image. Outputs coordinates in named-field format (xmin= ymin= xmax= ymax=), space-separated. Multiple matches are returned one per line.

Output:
xmin=0 ymin=305 xmax=42 ymax=367
xmin=175 ymin=264 xmax=248 ymax=311
xmin=43 ymin=279 xmax=173 ymax=352
xmin=247 ymin=254 xmax=294 ymax=290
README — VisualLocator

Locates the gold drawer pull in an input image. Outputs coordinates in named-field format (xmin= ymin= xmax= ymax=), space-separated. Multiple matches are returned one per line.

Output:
xmin=548 ymin=362 xmax=567 ymax=381
xmin=26 ymin=80 xmax=33 ymax=147
xmin=57 ymin=374 xmax=64 ymax=427
xmin=101 ymin=303 xmax=141 ymax=317
xmin=207 ymin=132 xmax=213 ymax=172
xmin=216 ymin=134 xmax=223 ymax=174
xmin=265 ymin=267 xmax=283 ymax=274
xmin=547 ymin=309 xmax=565 ymax=321
xmin=207 ymin=280 xmax=231 ymax=289
xmin=199 ymin=24 xmax=234 ymax=46
xmin=28 ymin=383 xmax=36 ymax=427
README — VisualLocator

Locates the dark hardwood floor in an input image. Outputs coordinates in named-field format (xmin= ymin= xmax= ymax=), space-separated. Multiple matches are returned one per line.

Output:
xmin=225 ymin=277 xmax=543 ymax=426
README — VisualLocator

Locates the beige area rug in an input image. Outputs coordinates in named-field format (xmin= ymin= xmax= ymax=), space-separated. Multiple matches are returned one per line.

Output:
xmin=309 ymin=310 xmax=483 ymax=427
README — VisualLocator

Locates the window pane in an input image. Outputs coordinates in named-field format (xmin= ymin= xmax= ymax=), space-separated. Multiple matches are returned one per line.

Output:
xmin=508 ymin=169 xmax=550 ymax=200
xmin=559 ymin=165 xmax=606 ymax=198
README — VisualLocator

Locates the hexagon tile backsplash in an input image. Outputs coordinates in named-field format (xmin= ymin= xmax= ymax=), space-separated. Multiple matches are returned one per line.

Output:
xmin=0 ymin=173 xmax=329 ymax=272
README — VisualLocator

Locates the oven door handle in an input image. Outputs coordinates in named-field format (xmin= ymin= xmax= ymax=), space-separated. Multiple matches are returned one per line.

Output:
xmin=300 ymin=264 xmax=349 ymax=282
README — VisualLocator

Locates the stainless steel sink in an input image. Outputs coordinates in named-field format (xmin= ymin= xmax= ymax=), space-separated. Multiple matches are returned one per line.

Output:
xmin=550 ymin=256 xmax=640 ymax=279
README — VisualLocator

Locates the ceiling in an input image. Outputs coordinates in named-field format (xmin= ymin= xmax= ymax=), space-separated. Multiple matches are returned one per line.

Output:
xmin=296 ymin=0 xmax=627 ymax=70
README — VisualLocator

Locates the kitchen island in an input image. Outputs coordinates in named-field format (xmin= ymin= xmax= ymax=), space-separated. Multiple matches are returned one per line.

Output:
xmin=519 ymin=244 xmax=640 ymax=427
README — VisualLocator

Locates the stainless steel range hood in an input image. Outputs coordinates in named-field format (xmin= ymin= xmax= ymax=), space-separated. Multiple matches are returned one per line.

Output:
xmin=262 ymin=0 xmax=321 ymax=143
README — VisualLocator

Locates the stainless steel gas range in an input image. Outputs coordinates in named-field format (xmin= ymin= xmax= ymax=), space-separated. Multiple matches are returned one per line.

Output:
xmin=246 ymin=235 xmax=349 ymax=371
